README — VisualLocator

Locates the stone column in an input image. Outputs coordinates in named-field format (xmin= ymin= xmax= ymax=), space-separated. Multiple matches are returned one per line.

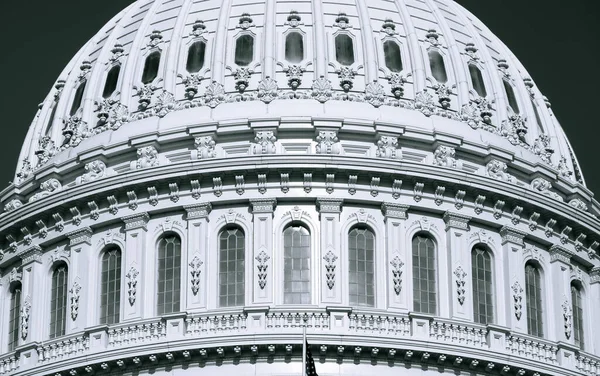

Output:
xmin=17 ymin=246 xmax=43 ymax=367
xmin=549 ymin=245 xmax=572 ymax=344
xmin=65 ymin=227 xmax=92 ymax=333
xmin=316 ymin=198 xmax=343 ymax=304
xmin=183 ymin=203 xmax=212 ymax=311
xmin=121 ymin=213 xmax=149 ymax=321
xmin=381 ymin=203 xmax=410 ymax=311
xmin=250 ymin=199 xmax=276 ymax=304
xmin=590 ymin=267 xmax=600 ymax=354
xmin=499 ymin=226 xmax=527 ymax=332
xmin=442 ymin=211 xmax=471 ymax=320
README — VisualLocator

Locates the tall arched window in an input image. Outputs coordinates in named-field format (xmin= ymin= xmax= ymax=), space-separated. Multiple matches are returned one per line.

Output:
xmin=141 ymin=51 xmax=161 ymax=84
xmin=285 ymin=32 xmax=304 ymax=63
xmin=349 ymin=227 xmax=375 ymax=307
xmin=157 ymin=235 xmax=181 ymax=315
xmin=335 ymin=34 xmax=355 ymax=66
xmin=471 ymin=246 xmax=493 ymax=324
xmin=412 ymin=234 xmax=436 ymax=314
xmin=234 ymin=35 xmax=254 ymax=66
xmin=525 ymin=262 xmax=543 ymax=337
xmin=428 ymin=50 xmax=447 ymax=83
xmin=503 ymin=80 xmax=520 ymax=114
xmin=50 ymin=264 xmax=68 ymax=339
xmin=469 ymin=64 xmax=487 ymax=97
xmin=283 ymin=225 xmax=311 ymax=304
xmin=219 ymin=227 xmax=245 ymax=307
xmin=383 ymin=40 xmax=403 ymax=72
xmin=69 ymin=80 xmax=87 ymax=116
xmin=100 ymin=247 xmax=122 ymax=325
xmin=571 ymin=282 xmax=584 ymax=349
xmin=186 ymin=41 xmax=206 ymax=73
xmin=102 ymin=65 xmax=121 ymax=99
xmin=8 ymin=283 xmax=22 ymax=351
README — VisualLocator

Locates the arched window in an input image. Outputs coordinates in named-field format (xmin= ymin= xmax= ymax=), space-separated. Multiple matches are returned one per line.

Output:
xmin=69 ymin=80 xmax=87 ymax=116
xmin=283 ymin=225 xmax=311 ymax=304
xmin=219 ymin=227 xmax=245 ymax=307
xmin=49 ymin=264 xmax=68 ymax=339
xmin=234 ymin=35 xmax=254 ymax=66
xmin=157 ymin=235 xmax=181 ymax=315
xmin=8 ymin=283 xmax=22 ymax=351
xmin=335 ymin=34 xmax=355 ymax=66
xmin=102 ymin=65 xmax=121 ymax=99
xmin=412 ymin=234 xmax=436 ymax=314
xmin=469 ymin=64 xmax=487 ymax=97
xmin=186 ymin=41 xmax=206 ymax=73
xmin=525 ymin=262 xmax=543 ymax=337
xmin=471 ymin=246 xmax=493 ymax=324
xmin=285 ymin=32 xmax=304 ymax=63
xmin=571 ymin=283 xmax=584 ymax=349
xmin=100 ymin=247 xmax=122 ymax=325
xmin=349 ymin=227 xmax=375 ymax=307
xmin=428 ymin=50 xmax=447 ymax=83
xmin=503 ymin=80 xmax=520 ymax=114
xmin=383 ymin=40 xmax=403 ymax=73
xmin=141 ymin=51 xmax=161 ymax=84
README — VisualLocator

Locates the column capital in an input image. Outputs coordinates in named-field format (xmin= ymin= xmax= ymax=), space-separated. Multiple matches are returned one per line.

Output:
xmin=184 ymin=203 xmax=212 ymax=219
xmin=316 ymin=197 xmax=343 ymax=213
xmin=590 ymin=267 xmax=600 ymax=284
xmin=549 ymin=245 xmax=572 ymax=264
xmin=443 ymin=211 xmax=470 ymax=231
xmin=19 ymin=245 xmax=43 ymax=265
xmin=66 ymin=227 xmax=93 ymax=247
xmin=499 ymin=226 xmax=527 ymax=246
xmin=249 ymin=198 xmax=277 ymax=214
xmin=381 ymin=203 xmax=409 ymax=219
xmin=121 ymin=212 xmax=150 ymax=231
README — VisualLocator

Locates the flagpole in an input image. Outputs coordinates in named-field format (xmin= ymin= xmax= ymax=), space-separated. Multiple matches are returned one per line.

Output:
xmin=302 ymin=317 xmax=307 ymax=376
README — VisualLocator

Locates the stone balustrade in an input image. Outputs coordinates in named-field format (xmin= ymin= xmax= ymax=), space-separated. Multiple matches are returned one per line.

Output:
xmin=107 ymin=318 xmax=166 ymax=348
xmin=36 ymin=332 xmax=89 ymax=363
xmin=505 ymin=333 xmax=558 ymax=364
xmin=429 ymin=319 xmax=487 ymax=348
xmin=0 ymin=354 xmax=18 ymax=375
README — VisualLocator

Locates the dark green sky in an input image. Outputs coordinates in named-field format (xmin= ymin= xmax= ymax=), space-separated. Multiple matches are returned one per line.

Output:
xmin=0 ymin=0 xmax=598 ymax=196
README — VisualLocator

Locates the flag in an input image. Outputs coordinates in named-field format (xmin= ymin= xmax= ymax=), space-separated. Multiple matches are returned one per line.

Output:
xmin=305 ymin=340 xmax=318 ymax=376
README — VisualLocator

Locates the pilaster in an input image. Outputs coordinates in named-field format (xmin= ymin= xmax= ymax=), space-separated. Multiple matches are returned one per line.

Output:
xmin=18 ymin=246 xmax=42 ymax=345
xmin=381 ymin=203 xmax=409 ymax=311
xmin=443 ymin=211 xmax=471 ymax=320
xmin=590 ymin=267 xmax=600 ymax=354
xmin=549 ymin=245 xmax=572 ymax=344
xmin=184 ymin=203 xmax=212 ymax=310
xmin=316 ymin=198 xmax=343 ymax=304
xmin=66 ymin=227 xmax=92 ymax=333
xmin=121 ymin=213 xmax=149 ymax=321
xmin=250 ymin=199 xmax=276 ymax=304
xmin=499 ymin=226 xmax=527 ymax=332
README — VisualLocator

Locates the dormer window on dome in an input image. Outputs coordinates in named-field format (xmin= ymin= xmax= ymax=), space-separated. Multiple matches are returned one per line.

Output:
xmin=335 ymin=34 xmax=354 ymax=66
xmin=285 ymin=32 xmax=304 ymax=63
xmin=469 ymin=64 xmax=487 ymax=97
xmin=428 ymin=50 xmax=447 ymax=83
xmin=69 ymin=80 xmax=87 ymax=116
xmin=503 ymin=80 xmax=520 ymax=114
xmin=102 ymin=65 xmax=120 ymax=99
xmin=186 ymin=40 xmax=206 ymax=73
xmin=142 ymin=51 xmax=161 ymax=84
xmin=234 ymin=34 xmax=254 ymax=66
xmin=383 ymin=40 xmax=403 ymax=72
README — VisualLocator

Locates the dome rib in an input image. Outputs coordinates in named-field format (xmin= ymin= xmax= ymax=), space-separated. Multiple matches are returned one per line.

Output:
xmin=162 ymin=0 xmax=195 ymax=93
xmin=392 ymin=0 xmax=426 ymax=92
xmin=211 ymin=0 xmax=234 ymax=82
xmin=262 ymin=0 xmax=277 ymax=79
xmin=355 ymin=0 xmax=378 ymax=83
xmin=311 ymin=0 xmax=327 ymax=77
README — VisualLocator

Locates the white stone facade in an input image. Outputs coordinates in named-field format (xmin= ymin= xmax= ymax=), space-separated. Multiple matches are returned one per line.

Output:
xmin=1 ymin=0 xmax=600 ymax=376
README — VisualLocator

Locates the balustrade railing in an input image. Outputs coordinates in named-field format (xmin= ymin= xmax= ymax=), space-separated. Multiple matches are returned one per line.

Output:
xmin=185 ymin=313 xmax=248 ymax=336
xmin=0 ymin=354 xmax=18 ymax=375
xmin=429 ymin=319 xmax=487 ymax=347
xmin=577 ymin=352 xmax=600 ymax=376
xmin=505 ymin=333 xmax=558 ymax=364
xmin=107 ymin=319 xmax=166 ymax=347
xmin=36 ymin=333 xmax=89 ymax=363
xmin=265 ymin=310 xmax=330 ymax=330
xmin=348 ymin=312 xmax=410 ymax=336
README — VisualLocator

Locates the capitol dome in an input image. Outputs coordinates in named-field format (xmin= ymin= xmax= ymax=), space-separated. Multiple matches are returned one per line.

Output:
xmin=1 ymin=0 xmax=600 ymax=375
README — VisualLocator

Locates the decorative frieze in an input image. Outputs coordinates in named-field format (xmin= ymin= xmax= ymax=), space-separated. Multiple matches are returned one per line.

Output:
xmin=250 ymin=198 xmax=277 ymax=213
xmin=381 ymin=203 xmax=409 ymax=219
xmin=184 ymin=203 xmax=212 ymax=220
xmin=499 ymin=226 xmax=526 ymax=246
xmin=122 ymin=213 xmax=150 ymax=231
xmin=316 ymin=198 xmax=343 ymax=213
xmin=549 ymin=245 xmax=571 ymax=264
xmin=443 ymin=212 xmax=470 ymax=231
xmin=67 ymin=227 xmax=93 ymax=246
xmin=19 ymin=245 xmax=43 ymax=264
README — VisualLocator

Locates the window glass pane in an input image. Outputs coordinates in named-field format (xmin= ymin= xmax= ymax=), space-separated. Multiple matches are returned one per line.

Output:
xmin=572 ymin=284 xmax=585 ymax=349
xmin=218 ymin=228 xmax=245 ymax=307
xmin=525 ymin=263 xmax=544 ymax=337
xmin=8 ymin=285 xmax=21 ymax=351
xmin=69 ymin=80 xmax=87 ymax=116
xmin=102 ymin=65 xmax=121 ymax=99
xmin=157 ymin=235 xmax=181 ymax=315
xmin=186 ymin=41 xmax=206 ymax=73
xmin=100 ymin=247 xmax=122 ymax=325
xmin=284 ymin=226 xmax=311 ymax=304
xmin=428 ymin=50 xmax=447 ymax=83
xmin=349 ymin=228 xmax=375 ymax=307
xmin=469 ymin=64 xmax=487 ymax=97
xmin=142 ymin=51 xmax=161 ymax=84
xmin=335 ymin=34 xmax=355 ymax=66
xmin=235 ymin=35 xmax=254 ymax=66
xmin=383 ymin=40 xmax=403 ymax=73
xmin=503 ymin=80 xmax=520 ymax=114
xmin=412 ymin=235 xmax=436 ymax=314
xmin=285 ymin=32 xmax=304 ymax=63
xmin=471 ymin=247 xmax=494 ymax=324
xmin=50 ymin=265 xmax=68 ymax=339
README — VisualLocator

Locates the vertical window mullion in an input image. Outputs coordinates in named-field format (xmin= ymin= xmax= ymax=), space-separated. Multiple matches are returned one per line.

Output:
xmin=8 ymin=286 xmax=21 ymax=351
xmin=50 ymin=265 xmax=68 ymax=339
xmin=157 ymin=236 xmax=181 ymax=315
xmin=284 ymin=226 xmax=311 ymax=304
xmin=412 ymin=235 xmax=436 ymax=315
